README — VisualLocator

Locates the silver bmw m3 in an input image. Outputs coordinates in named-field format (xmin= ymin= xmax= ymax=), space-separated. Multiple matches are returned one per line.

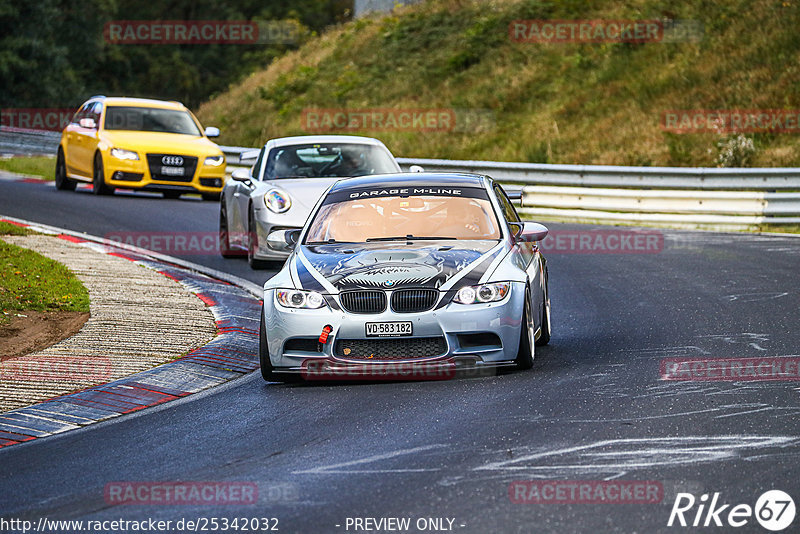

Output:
xmin=258 ymin=172 xmax=551 ymax=381
xmin=219 ymin=135 xmax=401 ymax=268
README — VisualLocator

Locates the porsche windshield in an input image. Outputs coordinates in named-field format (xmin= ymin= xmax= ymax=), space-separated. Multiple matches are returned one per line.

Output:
xmin=104 ymin=106 xmax=202 ymax=135
xmin=305 ymin=187 xmax=502 ymax=242
xmin=264 ymin=143 xmax=398 ymax=179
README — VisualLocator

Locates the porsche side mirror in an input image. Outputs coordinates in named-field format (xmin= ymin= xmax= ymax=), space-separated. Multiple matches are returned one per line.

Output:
xmin=267 ymin=229 xmax=301 ymax=251
xmin=204 ymin=126 xmax=220 ymax=138
xmin=515 ymin=222 xmax=548 ymax=242
xmin=231 ymin=168 xmax=252 ymax=182
xmin=409 ymin=165 xmax=425 ymax=173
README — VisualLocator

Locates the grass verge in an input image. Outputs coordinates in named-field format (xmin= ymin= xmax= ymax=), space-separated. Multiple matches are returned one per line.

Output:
xmin=0 ymin=156 xmax=55 ymax=180
xmin=0 ymin=230 xmax=90 ymax=325
xmin=198 ymin=0 xmax=800 ymax=167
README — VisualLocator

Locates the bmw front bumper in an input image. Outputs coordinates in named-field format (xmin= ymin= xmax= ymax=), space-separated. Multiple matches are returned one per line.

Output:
xmin=262 ymin=282 xmax=526 ymax=374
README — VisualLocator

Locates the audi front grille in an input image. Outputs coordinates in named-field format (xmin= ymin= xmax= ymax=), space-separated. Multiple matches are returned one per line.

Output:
xmin=146 ymin=154 xmax=198 ymax=182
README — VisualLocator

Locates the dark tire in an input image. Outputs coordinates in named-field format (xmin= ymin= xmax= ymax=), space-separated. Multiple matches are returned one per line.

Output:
xmin=536 ymin=272 xmax=551 ymax=347
xmin=55 ymin=149 xmax=76 ymax=191
xmin=202 ymin=192 xmax=221 ymax=201
xmin=259 ymin=308 xmax=300 ymax=383
xmin=260 ymin=308 xmax=277 ymax=381
xmin=92 ymin=154 xmax=114 ymax=196
xmin=248 ymin=208 xmax=271 ymax=270
xmin=515 ymin=286 xmax=535 ymax=370
xmin=162 ymin=191 xmax=182 ymax=199
xmin=219 ymin=202 xmax=242 ymax=258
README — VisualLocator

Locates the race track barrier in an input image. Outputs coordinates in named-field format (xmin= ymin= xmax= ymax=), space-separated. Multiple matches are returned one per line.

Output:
xmin=3 ymin=130 xmax=798 ymax=230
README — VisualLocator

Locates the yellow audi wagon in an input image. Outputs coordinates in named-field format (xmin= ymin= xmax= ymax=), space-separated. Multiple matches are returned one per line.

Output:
xmin=56 ymin=96 xmax=225 ymax=200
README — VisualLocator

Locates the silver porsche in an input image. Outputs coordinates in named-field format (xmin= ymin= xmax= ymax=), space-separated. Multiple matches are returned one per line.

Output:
xmin=219 ymin=135 xmax=401 ymax=268
xmin=258 ymin=172 xmax=551 ymax=382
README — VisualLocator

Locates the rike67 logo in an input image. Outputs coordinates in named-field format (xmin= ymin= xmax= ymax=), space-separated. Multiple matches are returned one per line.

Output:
xmin=668 ymin=490 xmax=795 ymax=531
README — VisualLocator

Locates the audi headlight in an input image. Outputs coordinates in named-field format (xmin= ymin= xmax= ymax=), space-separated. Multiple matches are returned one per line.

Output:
xmin=110 ymin=148 xmax=139 ymax=161
xmin=204 ymin=155 xmax=225 ymax=167
xmin=276 ymin=289 xmax=326 ymax=309
xmin=453 ymin=282 xmax=510 ymax=304
xmin=265 ymin=189 xmax=291 ymax=213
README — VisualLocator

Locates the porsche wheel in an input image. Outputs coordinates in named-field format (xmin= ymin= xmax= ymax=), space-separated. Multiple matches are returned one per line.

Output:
xmin=92 ymin=154 xmax=114 ymax=196
xmin=219 ymin=202 xmax=241 ymax=258
xmin=515 ymin=286 xmax=535 ymax=370
xmin=247 ymin=209 xmax=270 ymax=270
xmin=55 ymin=149 xmax=76 ymax=191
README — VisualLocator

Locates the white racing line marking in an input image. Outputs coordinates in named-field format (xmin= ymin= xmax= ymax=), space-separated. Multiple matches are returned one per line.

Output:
xmin=293 ymin=444 xmax=448 ymax=475
xmin=724 ymin=291 xmax=789 ymax=303
xmin=473 ymin=436 xmax=798 ymax=478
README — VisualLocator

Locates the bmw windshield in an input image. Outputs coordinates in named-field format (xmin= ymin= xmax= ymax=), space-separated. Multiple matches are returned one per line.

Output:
xmin=304 ymin=186 xmax=502 ymax=243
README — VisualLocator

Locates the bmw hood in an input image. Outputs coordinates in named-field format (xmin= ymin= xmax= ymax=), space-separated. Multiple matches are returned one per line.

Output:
xmin=293 ymin=240 xmax=505 ymax=292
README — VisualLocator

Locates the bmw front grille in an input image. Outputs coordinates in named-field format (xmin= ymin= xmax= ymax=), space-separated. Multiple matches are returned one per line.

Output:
xmin=338 ymin=288 xmax=438 ymax=314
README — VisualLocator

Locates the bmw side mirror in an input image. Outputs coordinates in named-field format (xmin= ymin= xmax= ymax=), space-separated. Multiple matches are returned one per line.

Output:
xmin=267 ymin=229 xmax=301 ymax=251
xmin=516 ymin=222 xmax=548 ymax=242
xmin=409 ymin=165 xmax=424 ymax=173
xmin=231 ymin=168 xmax=252 ymax=182
xmin=204 ymin=126 xmax=220 ymax=138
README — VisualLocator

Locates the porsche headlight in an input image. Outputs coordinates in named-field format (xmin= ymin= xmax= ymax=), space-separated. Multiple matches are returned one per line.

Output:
xmin=453 ymin=282 xmax=510 ymax=305
xmin=204 ymin=155 xmax=225 ymax=167
xmin=110 ymin=148 xmax=139 ymax=161
xmin=276 ymin=289 xmax=326 ymax=309
xmin=264 ymin=189 xmax=291 ymax=213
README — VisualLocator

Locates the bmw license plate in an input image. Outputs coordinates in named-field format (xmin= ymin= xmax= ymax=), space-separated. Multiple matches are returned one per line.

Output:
xmin=366 ymin=321 xmax=412 ymax=337
xmin=160 ymin=166 xmax=185 ymax=176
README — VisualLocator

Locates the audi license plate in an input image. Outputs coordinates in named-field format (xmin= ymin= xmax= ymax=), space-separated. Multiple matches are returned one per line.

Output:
xmin=160 ymin=166 xmax=185 ymax=176
xmin=366 ymin=321 xmax=412 ymax=337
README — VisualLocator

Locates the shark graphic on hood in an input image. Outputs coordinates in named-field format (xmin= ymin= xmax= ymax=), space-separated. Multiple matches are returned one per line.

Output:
xmin=298 ymin=240 xmax=502 ymax=291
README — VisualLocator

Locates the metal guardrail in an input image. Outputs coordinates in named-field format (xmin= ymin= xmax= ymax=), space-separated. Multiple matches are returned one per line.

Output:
xmin=0 ymin=128 xmax=60 ymax=156
xmin=221 ymin=145 xmax=800 ymax=229
xmin=3 ymin=134 xmax=797 ymax=229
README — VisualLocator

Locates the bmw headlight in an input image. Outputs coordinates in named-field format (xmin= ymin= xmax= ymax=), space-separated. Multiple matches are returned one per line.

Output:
xmin=276 ymin=289 xmax=326 ymax=309
xmin=204 ymin=155 xmax=225 ymax=167
xmin=110 ymin=148 xmax=139 ymax=161
xmin=265 ymin=188 xmax=291 ymax=213
xmin=453 ymin=282 xmax=510 ymax=305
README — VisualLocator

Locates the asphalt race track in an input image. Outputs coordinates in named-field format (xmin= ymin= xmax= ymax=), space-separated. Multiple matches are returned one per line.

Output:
xmin=1 ymin=176 xmax=799 ymax=533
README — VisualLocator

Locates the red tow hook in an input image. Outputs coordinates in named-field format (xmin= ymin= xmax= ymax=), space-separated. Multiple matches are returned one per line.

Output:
xmin=318 ymin=325 xmax=333 ymax=352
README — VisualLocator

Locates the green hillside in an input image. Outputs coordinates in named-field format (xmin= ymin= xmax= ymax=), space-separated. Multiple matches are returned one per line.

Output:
xmin=197 ymin=0 xmax=800 ymax=167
